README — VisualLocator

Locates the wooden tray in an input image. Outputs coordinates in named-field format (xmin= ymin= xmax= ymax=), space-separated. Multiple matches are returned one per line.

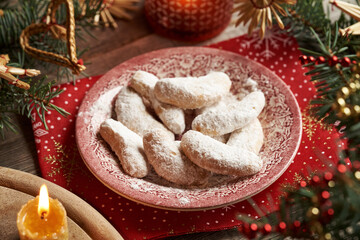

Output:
xmin=0 ymin=167 xmax=123 ymax=240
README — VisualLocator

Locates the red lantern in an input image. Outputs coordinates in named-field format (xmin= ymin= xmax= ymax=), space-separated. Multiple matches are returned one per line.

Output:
xmin=144 ymin=0 xmax=233 ymax=42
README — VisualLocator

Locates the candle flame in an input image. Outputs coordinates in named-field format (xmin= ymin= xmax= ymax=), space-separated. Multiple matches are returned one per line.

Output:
xmin=38 ymin=184 xmax=49 ymax=218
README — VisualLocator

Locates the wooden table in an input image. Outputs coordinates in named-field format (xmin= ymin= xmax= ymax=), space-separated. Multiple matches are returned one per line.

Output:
xmin=0 ymin=2 xmax=248 ymax=239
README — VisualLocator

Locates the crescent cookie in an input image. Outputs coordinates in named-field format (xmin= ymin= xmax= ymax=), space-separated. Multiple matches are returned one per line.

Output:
xmin=212 ymin=133 xmax=230 ymax=143
xmin=227 ymin=118 xmax=264 ymax=154
xmin=192 ymin=91 xmax=266 ymax=136
xmin=130 ymin=70 xmax=186 ymax=134
xmin=195 ymin=93 xmax=238 ymax=116
xmin=129 ymin=70 xmax=157 ymax=99
xmin=181 ymin=130 xmax=263 ymax=176
xmin=143 ymin=129 xmax=211 ymax=186
xmin=100 ymin=119 xmax=149 ymax=178
xmin=153 ymin=71 xmax=232 ymax=109
xmin=115 ymin=86 xmax=174 ymax=139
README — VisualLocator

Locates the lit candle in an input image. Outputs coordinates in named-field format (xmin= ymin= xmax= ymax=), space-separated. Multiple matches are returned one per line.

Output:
xmin=144 ymin=0 xmax=233 ymax=42
xmin=17 ymin=184 xmax=68 ymax=240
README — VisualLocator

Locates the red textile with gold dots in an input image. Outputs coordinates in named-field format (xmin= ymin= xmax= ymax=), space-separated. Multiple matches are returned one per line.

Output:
xmin=31 ymin=31 xmax=340 ymax=239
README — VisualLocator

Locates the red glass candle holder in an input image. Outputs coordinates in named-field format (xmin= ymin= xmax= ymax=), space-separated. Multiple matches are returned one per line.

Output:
xmin=144 ymin=0 xmax=233 ymax=42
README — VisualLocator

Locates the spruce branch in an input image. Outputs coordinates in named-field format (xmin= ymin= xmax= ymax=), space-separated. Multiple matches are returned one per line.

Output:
xmin=237 ymin=162 xmax=360 ymax=239
xmin=0 ymin=0 xmax=42 ymax=47
xmin=0 ymin=0 xmax=101 ymax=78
xmin=235 ymin=1 xmax=360 ymax=238
xmin=300 ymin=25 xmax=360 ymax=162
xmin=0 ymin=0 xmax=102 ymax=137
xmin=0 ymin=76 xmax=69 ymax=136
xmin=283 ymin=0 xmax=330 ymax=38
xmin=281 ymin=0 xmax=356 ymax=52
xmin=287 ymin=7 xmax=323 ymax=34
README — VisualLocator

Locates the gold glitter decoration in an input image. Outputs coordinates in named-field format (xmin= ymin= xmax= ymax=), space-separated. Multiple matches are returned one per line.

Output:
xmin=44 ymin=141 xmax=91 ymax=187
xmin=302 ymin=104 xmax=332 ymax=140
xmin=293 ymin=172 xmax=304 ymax=183
xmin=280 ymin=172 xmax=314 ymax=194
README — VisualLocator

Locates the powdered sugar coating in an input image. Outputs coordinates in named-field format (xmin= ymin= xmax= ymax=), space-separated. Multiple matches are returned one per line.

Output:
xmin=181 ymin=130 xmax=263 ymax=176
xmin=192 ymin=91 xmax=265 ymax=136
xmin=115 ymin=86 xmax=174 ymax=139
xmin=100 ymin=119 xmax=149 ymax=178
xmin=195 ymin=93 xmax=238 ymax=116
xmin=130 ymin=70 xmax=157 ymax=99
xmin=130 ymin=71 xmax=186 ymax=134
xmin=211 ymin=133 xmax=230 ymax=143
xmin=143 ymin=129 xmax=210 ymax=186
xmin=154 ymin=72 xmax=232 ymax=109
xmin=227 ymin=118 xmax=264 ymax=154
xmin=151 ymin=92 xmax=186 ymax=134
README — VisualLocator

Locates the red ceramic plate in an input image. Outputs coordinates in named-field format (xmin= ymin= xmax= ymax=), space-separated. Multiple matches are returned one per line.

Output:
xmin=76 ymin=47 xmax=302 ymax=211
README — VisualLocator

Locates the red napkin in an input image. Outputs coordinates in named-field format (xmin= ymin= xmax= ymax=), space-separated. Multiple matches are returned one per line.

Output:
xmin=31 ymin=30 xmax=341 ymax=239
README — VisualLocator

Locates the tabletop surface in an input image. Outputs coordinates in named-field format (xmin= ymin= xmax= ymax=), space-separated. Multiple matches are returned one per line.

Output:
xmin=0 ymin=2 xmax=248 ymax=239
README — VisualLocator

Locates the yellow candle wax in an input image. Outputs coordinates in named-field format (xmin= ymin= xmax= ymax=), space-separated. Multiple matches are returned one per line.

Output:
xmin=17 ymin=185 xmax=68 ymax=240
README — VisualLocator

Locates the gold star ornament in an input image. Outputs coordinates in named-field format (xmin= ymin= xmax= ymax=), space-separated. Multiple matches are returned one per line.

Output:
xmin=233 ymin=0 xmax=296 ymax=39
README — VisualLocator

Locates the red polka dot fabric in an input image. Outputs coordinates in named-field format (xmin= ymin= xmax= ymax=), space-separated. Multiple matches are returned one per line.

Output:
xmin=31 ymin=30 xmax=340 ymax=239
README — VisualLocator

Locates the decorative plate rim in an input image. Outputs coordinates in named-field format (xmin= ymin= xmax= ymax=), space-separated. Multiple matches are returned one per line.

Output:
xmin=75 ymin=46 xmax=302 ymax=211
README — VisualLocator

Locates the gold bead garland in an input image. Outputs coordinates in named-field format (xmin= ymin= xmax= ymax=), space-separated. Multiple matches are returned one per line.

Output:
xmin=333 ymin=72 xmax=360 ymax=118
xmin=328 ymin=0 xmax=360 ymax=118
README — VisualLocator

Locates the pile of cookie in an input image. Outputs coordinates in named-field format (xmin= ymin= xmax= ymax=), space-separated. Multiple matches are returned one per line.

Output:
xmin=100 ymin=70 xmax=266 ymax=186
